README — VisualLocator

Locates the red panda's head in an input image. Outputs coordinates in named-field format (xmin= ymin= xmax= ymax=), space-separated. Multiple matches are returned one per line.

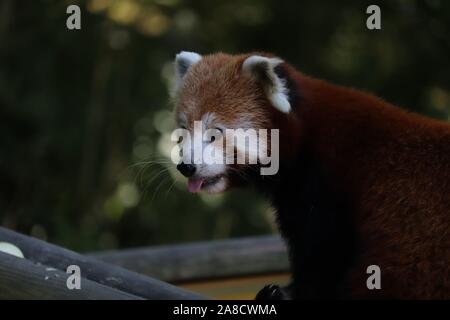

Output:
xmin=171 ymin=51 xmax=300 ymax=193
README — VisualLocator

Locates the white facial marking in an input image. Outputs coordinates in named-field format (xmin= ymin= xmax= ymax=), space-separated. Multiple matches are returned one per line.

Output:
xmin=177 ymin=112 xmax=188 ymax=128
xmin=201 ymin=112 xmax=216 ymax=131
xmin=202 ymin=176 xmax=227 ymax=193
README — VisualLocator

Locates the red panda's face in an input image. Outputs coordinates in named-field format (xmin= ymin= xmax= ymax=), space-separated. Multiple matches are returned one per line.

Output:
xmin=172 ymin=52 xmax=292 ymax=193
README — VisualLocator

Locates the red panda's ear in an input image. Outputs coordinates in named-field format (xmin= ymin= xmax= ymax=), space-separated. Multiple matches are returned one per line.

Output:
xmin=174 ymin=51 xmax=202 ymax=91
xmin=242 ymin=55 xmax=291 ymax=113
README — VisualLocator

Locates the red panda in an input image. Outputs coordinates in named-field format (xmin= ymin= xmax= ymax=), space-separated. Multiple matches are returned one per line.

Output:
xmin=171 ymin=51 xmax=450 ymax=299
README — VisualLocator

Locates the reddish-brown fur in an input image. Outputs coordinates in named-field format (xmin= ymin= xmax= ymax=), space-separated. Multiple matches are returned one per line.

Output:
xmin=297 ymin=75 xmax=450 ymax=299
xmin=176 ymin=52 xmax=450 ymax=299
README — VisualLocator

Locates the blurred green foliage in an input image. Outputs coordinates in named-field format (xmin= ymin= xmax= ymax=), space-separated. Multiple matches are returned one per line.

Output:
xmin=0 ymin=0 xmax=449 ymax=251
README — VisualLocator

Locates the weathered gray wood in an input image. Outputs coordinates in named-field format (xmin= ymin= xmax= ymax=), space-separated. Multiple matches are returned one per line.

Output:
xmin=90 ymin=235 xmax=290 ymax=282
xmin=0 ymin=252 xmax=141 ymax=300
xmin=0 ymin=227 xmax=206 ymax=299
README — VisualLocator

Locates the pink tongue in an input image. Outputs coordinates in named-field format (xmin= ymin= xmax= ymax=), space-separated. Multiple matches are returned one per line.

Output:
xmin=188 ymin=179 xmax=204 ymax=193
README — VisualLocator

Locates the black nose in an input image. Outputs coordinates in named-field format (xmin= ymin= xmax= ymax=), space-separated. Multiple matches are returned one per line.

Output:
xmin=177 ymin=163 xmax=196 ymax=177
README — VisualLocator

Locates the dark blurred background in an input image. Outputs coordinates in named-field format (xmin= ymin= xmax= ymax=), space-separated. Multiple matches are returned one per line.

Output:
xmin=1 ymin=0 xmax=449 ymax=252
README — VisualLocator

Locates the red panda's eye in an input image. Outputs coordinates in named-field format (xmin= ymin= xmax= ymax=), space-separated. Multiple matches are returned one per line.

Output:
xmin=210 ymin=128 xmax=224 ymax=142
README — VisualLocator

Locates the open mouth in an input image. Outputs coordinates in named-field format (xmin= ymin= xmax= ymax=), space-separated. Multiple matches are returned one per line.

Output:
xmin=187 ymin=175 xmax=224 ymax=193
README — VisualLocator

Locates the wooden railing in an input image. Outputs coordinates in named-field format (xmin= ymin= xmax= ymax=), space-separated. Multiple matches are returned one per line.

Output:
xmin=0 ymin=227 xmax=289 ymax=299
xmin=90 ymin=235 xmax=289 ymax=283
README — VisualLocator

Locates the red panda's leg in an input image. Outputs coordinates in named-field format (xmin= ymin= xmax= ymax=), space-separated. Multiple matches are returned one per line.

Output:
xmin=269 ymin=154 xmax=359 ymax=299
xmin=255 ymin=283 xmax=293 ymax=300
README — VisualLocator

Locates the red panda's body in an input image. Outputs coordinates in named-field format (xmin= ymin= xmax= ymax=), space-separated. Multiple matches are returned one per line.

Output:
xmin=173 ymin=52 xmax=450 ymax=299
xmin=267 ymin=74 xmax=450 ymax=299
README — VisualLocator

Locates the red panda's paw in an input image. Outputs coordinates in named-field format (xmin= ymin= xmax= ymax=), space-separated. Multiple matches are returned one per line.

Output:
xmin=255 ymin=284 xmax=291 ymax=300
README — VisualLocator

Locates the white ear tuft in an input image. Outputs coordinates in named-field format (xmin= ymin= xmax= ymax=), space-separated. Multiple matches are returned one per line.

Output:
xmin=175 ymin=51 xmax=202 ymax=87
xmin=242 ymin=56 xmax=283 ymax=74
xmin=242 ymin=55 xmax=291 ymax=113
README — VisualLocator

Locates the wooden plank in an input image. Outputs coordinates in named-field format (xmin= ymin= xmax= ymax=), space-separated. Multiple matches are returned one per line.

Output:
xmin=90 ymin=235 xmax=290 ymax=283
xmin=180 ymin=272 xmax=291 ymax=300
xmin=0 ymin=252 xmax=141 ymax=300
xmin=0 ymin=227 xmax=206 ymax=300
